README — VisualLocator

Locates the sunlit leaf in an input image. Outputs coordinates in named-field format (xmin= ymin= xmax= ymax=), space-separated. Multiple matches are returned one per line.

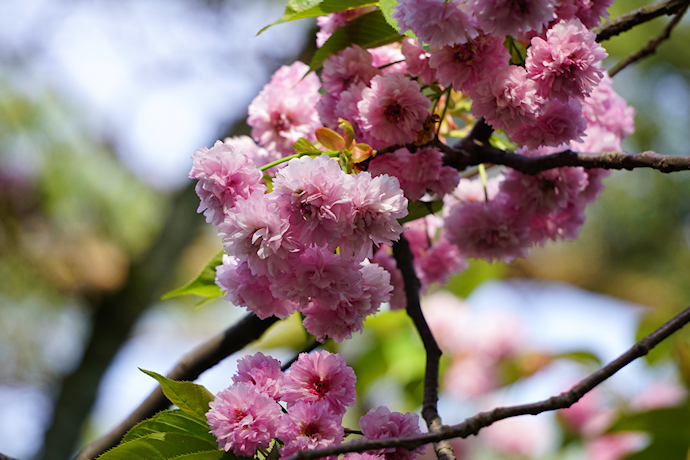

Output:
xmin=140 ymin=369 xmax=215 ymax=421
xmin=446 ymin=259 xmax=507 ymax=298
xmin=252 ymin=311 xmax=309 ymax=350
xmin=383 ymin=329 xmax=425 ymax=383
xmin=293 ymin=138 xmax=322 ymax=154
xmin=310 ymin=9 xmax=402 ymax=72
xmin=162 ymin=250 xmax=224 ymax=301
xmin=259 ymin=0 xmax=378 ymax=34
xmin=123 ymin=410 xmax=214 ymax=443
xmin=378 ymin=0 xmax=416 ymax=38
xmin=315 ymin=128 xmax=345 ymax=151
xmin=97 ymin=432 xmax=222 ymax=460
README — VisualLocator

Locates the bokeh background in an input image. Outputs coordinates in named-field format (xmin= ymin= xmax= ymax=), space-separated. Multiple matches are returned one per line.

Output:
xmin=2 ymin=0 xmax=690 ymax=459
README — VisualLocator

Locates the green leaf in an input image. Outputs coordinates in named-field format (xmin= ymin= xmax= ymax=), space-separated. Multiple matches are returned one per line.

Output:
xmin=140 ymin=369 xmax=215 ymax=421
xmin=123 ymin=410 xmax=215 ymax=443
xmin=378 ymin=0 xmax=416 ymax=38
xmin=259 ymin=0 xmax=378 ymax=34
xmin=162 ymin=250 xmax=224 ymax=301
xmin=169 ymin=453 xmax=234 ymax=460
xmin=97 ymin=432 xmax=222 ymax=460
xmin=293 ymin=138 xmax=322 ymax=154
xmin=399 ymin=200 xmax=443 ymax=224
xmin=112 ymin=410 xmax=241 ymax=460
xmin=489 ymin=134 xmax=516 ymax=152
xmin=608 ymin=403 xmax=690 ymax=460
xmin=446 ymin=259 xmax=508 ymax=298
xmin=310 ymin=9 xmax=402 ymax=72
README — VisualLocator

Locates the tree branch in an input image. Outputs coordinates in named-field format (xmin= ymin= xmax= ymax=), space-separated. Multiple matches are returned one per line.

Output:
xmin=286 ymin=305 xmax=690 ymax=460
xmin=438 ymin=121 xmax=690 ymax=175
xmin=595 ymin=0 xmax=690 ymax=42
xmin=392 ymin=237 xmax=456 ymax=460
xmin=76 ymin=313 xmax=278 ymax=460
xmin=484 ymin=149 xmax=690 ymax=175
xmin=609 ymin=4 xmax=689 ymax=77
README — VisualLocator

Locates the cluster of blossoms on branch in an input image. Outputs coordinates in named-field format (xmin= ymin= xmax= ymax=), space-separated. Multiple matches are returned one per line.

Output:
xmin=206 ymin=350 xmax=425 ymax=459
xmin=191 ymin=144 xmax=406 ymax=342
xmin=183 ymin=0 xmax=649 ymax=457
xmin=189 ymin=0 xmax=635 ymax=338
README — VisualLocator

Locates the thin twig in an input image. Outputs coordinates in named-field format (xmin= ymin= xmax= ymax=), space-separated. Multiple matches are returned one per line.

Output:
xmin=76 ymin=314 xmax=278 ymax=460
xmin=596 ymin=0 xmax=690 ymax=42
xmin=609 ymin=4 xmax=689 ymax=77
xmin=286 ymin=306 xmax=690 ymax=460
xmin=392 ymin=237 xmax=456 ymax=460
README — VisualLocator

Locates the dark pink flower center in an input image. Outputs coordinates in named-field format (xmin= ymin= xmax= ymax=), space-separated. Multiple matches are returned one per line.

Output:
xmin=273 ymin=112 xmax=292 ymax=133
xmin=309 ymin=376 xmax=331 ymax=397
xmin=455 ymin=45 xmax=473 ymax=64
xmin=512 ymin=0 xmax=530 ymax=14
xmin=301 ymin=421 xmax=321 ymax=437
xmin=383 ymin=103 xmax=404 ymax=123
xmin=234 ymin=409 xmax=248 ymax=422
xmin=539 ymin=178 xmax=556 ymax=194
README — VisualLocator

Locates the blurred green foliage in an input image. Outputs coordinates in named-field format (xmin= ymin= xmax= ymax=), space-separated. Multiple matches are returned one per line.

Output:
xmin=3 ymin=0 xmax=690 ymax=458
xmin=0 ymin=75 xmax=164 ymax=386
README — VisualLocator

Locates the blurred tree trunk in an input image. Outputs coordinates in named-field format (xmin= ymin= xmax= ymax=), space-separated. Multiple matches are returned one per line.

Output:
xmin=40 ymin=182 xmax=206 ymax=460
xmin=40 ymin=23 xmax=317 ymax=459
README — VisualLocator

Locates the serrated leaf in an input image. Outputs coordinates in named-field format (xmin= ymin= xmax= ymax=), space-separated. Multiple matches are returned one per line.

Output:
xmin=310 ymin=9 xmax=402 ymax=72
xmin=259 ymin=0 xmax=378 ymax=34
xmin=140 ymin=369 xmax=215 ymax=421
xmin=378 ymin=0 xmax=416 ymax=38
xmin=123 ymin=410 xmax=214 ymax=444
xmin=293 ymin=138 xmax=322 ymax=154
xmin=97 ymin=433 xmax=221 ymax=460
xmin=162 ymin=250 xmax=224 ymax=301
xmin=399 ymin=200 xmax=443 ymax=224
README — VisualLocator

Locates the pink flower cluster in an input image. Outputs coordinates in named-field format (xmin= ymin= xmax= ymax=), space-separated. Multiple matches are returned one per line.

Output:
xmin=466 ymin=17 xmax=607 ymax=149
xmin=359 ymin=406 xmax=426 ymax=460
xmin=248 ymin=61 xmax=322 ymax=159
xmin=318 ymin=45 xmax=429 ymax=150
xmin=207 ymin=351 xmax=426 ymax=460
xmin=190 ymin=140 xmax=267 ymax=227
xmin=443 ymin=144 xmax=600 ymax=263
xmin=439 ymin=69 xmax=633 ymax=264
xmin=195 ymin=151 xmax=407 ymax=342
xmin=389 ymin=0 xmax=614 ymax=153
xmin=189 ymin=0 xmax=638 ymax=344
xmin=367 ymin=147 xmax=459 ymax=201
xmin=207 ymin=351 xmax=353 ymax=457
